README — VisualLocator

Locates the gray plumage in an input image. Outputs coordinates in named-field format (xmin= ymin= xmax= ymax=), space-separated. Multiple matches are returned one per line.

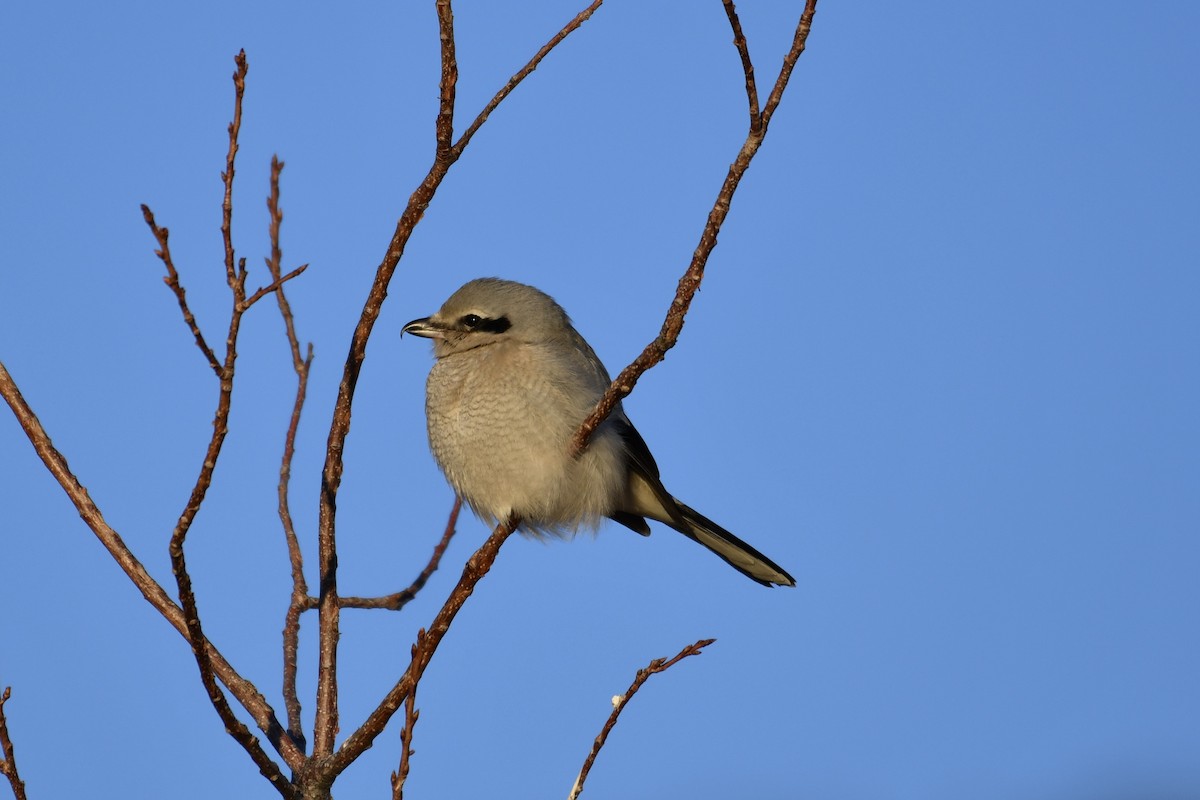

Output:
xmin=402 ymin=278 xmax=795 ymax=587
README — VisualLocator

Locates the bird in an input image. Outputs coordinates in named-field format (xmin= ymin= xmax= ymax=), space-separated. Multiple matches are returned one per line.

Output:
xmin=402 ymin=278 xmax=795 ymax=587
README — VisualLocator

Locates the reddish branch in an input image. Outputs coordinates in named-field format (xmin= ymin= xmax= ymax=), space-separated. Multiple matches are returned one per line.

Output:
xmin=338 ymin=497 xmax=461 ymax=611
xmin=311 ymin=0 xmax=604 ymax=761
xmin=452 ymin=0 xmax=605 ymax=159
xmin=0 ymin=688 xmax=27 ymax=800
xmin=723 ymin=1 xmax=760 ymax=125
xmin=140 ymin=205 xmax=221 ymax=375
xmin=569 ymin=0 xmax=819 ymax=456
xmin=390 ymin=641 xmax=423 ymax=800
xmin=266 ymin=155 xmax=316 ymax=754
xmin=0 ymin=360 xmax=304 ymax=771
xmin=221 ymin=54 xmax=245 ymax=289
xmin=568 ymin=638 xmax=716 ymax=800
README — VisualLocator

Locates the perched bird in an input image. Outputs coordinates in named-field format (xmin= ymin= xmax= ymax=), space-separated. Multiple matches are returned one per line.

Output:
xmin=402 ymin=278 xmax=795 ymax=587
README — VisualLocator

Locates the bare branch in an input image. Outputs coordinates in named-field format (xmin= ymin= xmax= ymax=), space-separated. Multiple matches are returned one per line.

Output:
xmin=313 ymin=0 xmax=603 ymax=759
xmin=452 ymin=0 xmax=604 ymax=158
xmin=569 ymin=638 xmax=716 ymax=800
xmin=0 ymin=688 xmax=28 ymax=800
xmin=0 ymin=360 xmax=305 ymax=769
xmin=339 ymin=497 xmax=461 ymax=611
xmin=140 ymin=204 xmax=222 ymax=376
xmin=279 ymin=332 xmax=314 ymax=749
xmin=266 ymin=156 xmax=307 ymax=371
xmin=722 ymin=1 xmax=760 ymax=129
xmin=390 ymin=645 xmax=422 ymax=800
xmin=434 ymin=0 xmax=457 ymax=155
xmin=240 ymin=264 xmax=308 ymax=311
xmin=264 ymin=155 xmax=315 ymax=754
xmin=569 ymin=1 xmax=819 ymax=456
xmin=759 ymin=0 xmax=818 ymax=131
xmin=221 ymin=51 xmax=248 ymax=289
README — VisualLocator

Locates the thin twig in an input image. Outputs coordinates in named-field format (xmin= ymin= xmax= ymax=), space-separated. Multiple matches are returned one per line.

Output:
xmin=0 ymin=688 xmax=28 ymax=800
xmin=759 ymin=1 xmax=818 ymax=131
xmin=722 ymin=1 xmax=760 ymax=129
xmin=338 ymin=497 xmax=461 ymax=611
xmin=266 ymin=155 xmax=314 ymax=755
xmin=434 ymin=0 xmax=457 ymax=154
xmin=266 ymin=156 xmax=307 ymax=371
xmin=0 ymin=360 xmax=304 ymax=770
xmin=390 ymin=636 xmax=423 ymax=800
xmin=240 ymin=264 xmax=308 ymax=311
xmin=569 ymin=0 xmax=819 ymax=456
xmin=282 ymin=587 xmax=309 ymax=754
xmin=140 ymin=204 xmax=222 ymax=376
xmin=569 ymin=639 xmax=716 ymax=800
xmin=221 ymin=51 xmax=247 ymax=289
xmin=451 ymin=0 xmax=604 ymax=158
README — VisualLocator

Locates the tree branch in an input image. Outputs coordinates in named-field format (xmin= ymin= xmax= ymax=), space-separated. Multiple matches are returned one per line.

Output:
xmin=569 ymin=0 xmax=819 ymax=456
xmin=265 ymin=155 xmax=315 ymax=756
xmin=221 ymin=51 xmax=247 ymax=289
xmin=722 ymin=1 xmax=760 ymax=129
xmin=240 ymin=263 xmax=308 ymax=312
xmin=568 ymin=638 xmax=716 ymax=800
xmin=337 ymin=497 xmax=461 ymax=611
xmin=0 ymin=360 xmax=305 ymax=771
xmin=759 ymin=0 xmax=818 ymax=132
xmin=390 ymin=656 xmax=421 ymax=800
xmin=451 ymin=0 xmax=604 ymax=158
xmin=140 ymin=204 xmax=222 ymax=376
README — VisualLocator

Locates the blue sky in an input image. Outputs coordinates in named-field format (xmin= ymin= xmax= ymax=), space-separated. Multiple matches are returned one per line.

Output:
xmin=2 ymin=2 xmax=1198 ymax=799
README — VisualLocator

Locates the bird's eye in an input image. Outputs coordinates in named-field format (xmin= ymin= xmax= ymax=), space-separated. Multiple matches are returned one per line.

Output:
xmin=461 ymin=314 xmax=482 ymax=329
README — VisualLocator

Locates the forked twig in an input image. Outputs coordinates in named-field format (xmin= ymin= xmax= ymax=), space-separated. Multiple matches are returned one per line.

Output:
xmin=569 ymin=639 xmax=716 ymax=800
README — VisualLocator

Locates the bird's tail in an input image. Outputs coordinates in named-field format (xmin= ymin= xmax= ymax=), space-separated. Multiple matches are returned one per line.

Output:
xmin=671 ymin=501 xmax=796 ymax=588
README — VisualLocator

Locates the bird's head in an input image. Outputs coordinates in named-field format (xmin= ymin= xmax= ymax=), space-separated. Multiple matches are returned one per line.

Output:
xmin=402 ymin=277 xmax=574 ymax=358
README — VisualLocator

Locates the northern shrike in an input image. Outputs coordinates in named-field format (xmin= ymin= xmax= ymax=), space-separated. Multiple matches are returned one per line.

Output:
xmin=402 ymin=278 xmax=795 ymax=587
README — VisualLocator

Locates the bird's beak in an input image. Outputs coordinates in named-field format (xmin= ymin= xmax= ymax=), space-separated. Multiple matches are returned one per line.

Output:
xmin=401 ymin=317 xmax=445 ymax=339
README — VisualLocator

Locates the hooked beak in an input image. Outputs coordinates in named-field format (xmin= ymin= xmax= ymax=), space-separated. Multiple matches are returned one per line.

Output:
xmin=401 ymin=317 xmax=446 ymax=339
